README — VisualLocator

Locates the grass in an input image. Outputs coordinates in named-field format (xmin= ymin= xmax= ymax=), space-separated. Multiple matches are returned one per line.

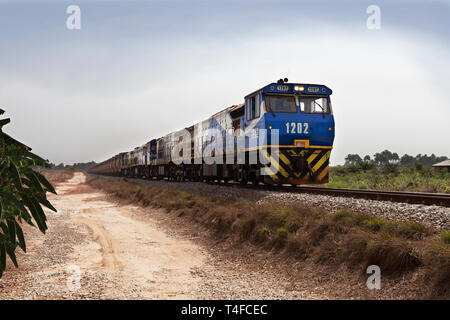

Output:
xmin=331 ymin=209 xmax=432 ymax=239
xmin=441 ymin=231 xmax=450 ymax=244
xmin=86 ymin=175 xmax=450 ymax=298
xmin=327 ymin=166 xmax=450 ymax=193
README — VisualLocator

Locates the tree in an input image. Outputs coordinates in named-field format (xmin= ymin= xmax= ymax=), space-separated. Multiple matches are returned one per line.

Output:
xmin=345 ymin=154 xmax=362 ymax=165
xmin=373 ymin=150 xmax=399 ymax=165
xmin=0 ymin=109 xmax=56 ymax=277
xmin=399 ymin=154 xmax=415 ymax=167
xmin=414 ymin=154 xmax=448 ymax=168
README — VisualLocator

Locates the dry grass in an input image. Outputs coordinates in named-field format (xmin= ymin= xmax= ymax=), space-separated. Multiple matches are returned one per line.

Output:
xmin=86 ymin=175 xmax=450 ymax=299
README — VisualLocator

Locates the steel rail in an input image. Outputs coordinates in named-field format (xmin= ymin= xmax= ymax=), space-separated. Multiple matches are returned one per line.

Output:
xmin=92 ymin=174 xmax=450 ymax=207
xmin=245 ymin=184 xmax=450 ymax=207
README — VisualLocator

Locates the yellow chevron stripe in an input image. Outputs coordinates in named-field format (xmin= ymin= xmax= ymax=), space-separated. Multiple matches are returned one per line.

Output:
xmin=265 ymin=166 xmax=279 ymax=181
xmin=261 ymin=151 xmax=279 ymax=180
xmin=262 ymin=150 xmax=288 ymax=178
xmin=278 ymin=151 xmax=291 ymax=167
xmin=307 ymin=151 xmax=321 ymax=164
xmin=312 ymin=153 xmax=328 ymax=172
xmin=317 ymin=166 xmax=329 ymax=181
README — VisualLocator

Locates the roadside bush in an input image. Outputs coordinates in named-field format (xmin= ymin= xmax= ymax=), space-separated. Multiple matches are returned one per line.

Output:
xmin=277 ymin=227 xmax=288 ymax=239
xmin=346 ymin=163 xmax=361 ymax=173
xmin=441 ymin=231 xmax=450 ymax=244
xmin=364 ymin=218 xmax=383 ymax=232
xmin=383 ymin=163 xmax=399 ymax=174
xmin=332 ymin=209 xmax=366 ymax=227
xmin=359 ymin=160 xmax=375 ymax=171
xmin=342 ymin=234 xmax=368 ymax=266
xmin=364 ymin=241 xmax=422 ymax=276
xmin=396 ymin=221 xmax=431 ymax=240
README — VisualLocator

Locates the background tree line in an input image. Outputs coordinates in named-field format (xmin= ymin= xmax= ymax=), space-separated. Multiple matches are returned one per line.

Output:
xmin=48 ymin=161 xmax=97 ymax=171
xmin=344 ymin=150 xmax=448 ymax=170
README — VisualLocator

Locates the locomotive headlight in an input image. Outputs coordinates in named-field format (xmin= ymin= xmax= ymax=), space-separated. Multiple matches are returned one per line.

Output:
xmin=328 ymin=127 xmax=333 ymax=131
xmin=268 ymin=125 xmax=273 ymax=130
xmin=294 ymin=85 xmax=305 ymax=91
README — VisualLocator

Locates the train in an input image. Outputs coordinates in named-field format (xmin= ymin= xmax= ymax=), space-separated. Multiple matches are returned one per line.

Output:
xmin=88 ymin=79 xmax=335 ymax=186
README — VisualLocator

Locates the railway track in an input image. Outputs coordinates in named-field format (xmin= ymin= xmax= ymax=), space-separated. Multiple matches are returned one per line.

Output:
xmin=248 ymin=184 xmax=450 ymax=207
xmin=93 ymin=174 xmax=450 ymax=207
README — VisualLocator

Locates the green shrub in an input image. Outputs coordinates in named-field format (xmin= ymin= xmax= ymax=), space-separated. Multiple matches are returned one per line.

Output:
xmin=332 ymin=209 xmax=366 ymax=226
xmin=346 ymin=163 xmax=361 ymax=173
xmin=364 ymin=241 xmax=422 ymax=275
xmin=332 ymin=209 xmax=351 ymax=221
xmin=365 ymin=218 xmax=383 ymax=232
xmin=277 ymin=227 xmax=288 ymax=239
xmin=264 ymin=206 xmax=295 ymax=229
xmin=441 ymin=231 xmax=450 ymax=244
xmin=396 ymin=221 xmax=431 ymax=240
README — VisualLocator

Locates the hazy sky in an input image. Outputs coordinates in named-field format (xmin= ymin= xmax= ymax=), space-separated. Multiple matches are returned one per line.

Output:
xmin=1 ymin=0 xmax=449 ymax=165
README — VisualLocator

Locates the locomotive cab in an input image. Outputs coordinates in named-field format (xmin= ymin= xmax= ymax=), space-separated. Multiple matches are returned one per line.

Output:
xmin=244 ymin=81 xmax=335 ymax=185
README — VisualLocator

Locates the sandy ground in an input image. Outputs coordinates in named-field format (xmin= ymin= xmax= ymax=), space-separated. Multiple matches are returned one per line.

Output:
xmin=0 ymin=172 xmax=329 ymax=299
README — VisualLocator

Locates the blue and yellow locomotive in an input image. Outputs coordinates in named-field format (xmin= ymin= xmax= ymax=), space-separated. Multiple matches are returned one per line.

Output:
xmin=89 ymin=79 xmax=335 ymax=186
xmin=241 ymin=79 xmax=334 ymax=185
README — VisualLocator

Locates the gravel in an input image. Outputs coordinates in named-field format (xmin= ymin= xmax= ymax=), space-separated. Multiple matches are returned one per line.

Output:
xmin=0 ymin=174 xmax=438 ymax=300
xmin=95 ymin=175 xmax=450 ymax=230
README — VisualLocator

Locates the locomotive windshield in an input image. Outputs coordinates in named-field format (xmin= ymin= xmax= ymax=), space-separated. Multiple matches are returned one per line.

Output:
xmin=299 ymin=97 xmax=331 ymax=114
xmin=265 ymin=95 xmax=297 ymax=113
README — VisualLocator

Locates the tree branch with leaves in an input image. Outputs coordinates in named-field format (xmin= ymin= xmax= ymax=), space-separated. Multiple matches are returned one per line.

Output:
xmin=0 ymin=108 xmax=56 ymax=277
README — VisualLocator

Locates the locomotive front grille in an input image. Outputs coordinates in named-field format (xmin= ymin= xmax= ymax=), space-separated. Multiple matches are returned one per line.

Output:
xmin=262 ymin=148 xmax=331 ymax=184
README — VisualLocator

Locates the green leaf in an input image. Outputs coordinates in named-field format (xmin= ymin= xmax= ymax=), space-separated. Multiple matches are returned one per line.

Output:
xmin=0 ymin=118 xmax=10 ymax=127
xmin=24 ymin=171 xmax=44 ymax=193
xmin=22 ymin=196 xmax=45 ymax=233
xmin=34 ymin=171 xmax=56 ymax=194
xmin=36 ymin=195 xmax=57 ymax=213
xmin=33 ymin=195 xmax=48 ymax=223
xmin=5 ymin=244 xmax=18 ymax=268
xmin=0 ymin=222 xmax=7 ymax=236
xmin=0 ymin=244 xmax=5 ymax=275
xmin=6 ymin=219 xmax=16 ymax=246
xmin=15 ymin=221 xmax=26 ymax=252
xmin=0 ymin=190 xmax=32 ymax=224
xmin=2 ymin=133 xmax=31 ymax=151
xmin=8 ymin=162 xmax=23 ymax=192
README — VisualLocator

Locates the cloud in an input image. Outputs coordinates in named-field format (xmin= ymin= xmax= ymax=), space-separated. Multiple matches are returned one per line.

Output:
xmin=1 ymin=1 xmax=449 ymax=165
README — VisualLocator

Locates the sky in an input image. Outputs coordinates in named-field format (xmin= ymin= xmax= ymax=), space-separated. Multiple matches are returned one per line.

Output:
xmin=0 ymin=0 xmax=449 ymax=165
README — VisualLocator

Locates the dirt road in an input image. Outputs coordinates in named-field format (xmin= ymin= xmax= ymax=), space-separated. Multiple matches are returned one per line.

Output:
xmin=0 ymin=172 xmax=327 ymax=299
